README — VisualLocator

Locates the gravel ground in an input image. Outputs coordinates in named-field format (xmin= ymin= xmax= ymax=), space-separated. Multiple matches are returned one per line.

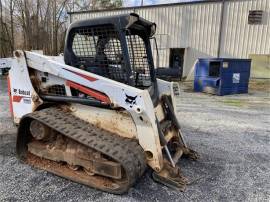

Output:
xmin=0 ymin=77 xmax=269 ymax=202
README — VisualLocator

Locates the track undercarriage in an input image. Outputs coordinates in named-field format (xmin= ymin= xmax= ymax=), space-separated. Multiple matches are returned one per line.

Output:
xmin=17 ymin=107 xmax=146 ymax=194
xmin=16 ymin=106 xmax=198 ymax=193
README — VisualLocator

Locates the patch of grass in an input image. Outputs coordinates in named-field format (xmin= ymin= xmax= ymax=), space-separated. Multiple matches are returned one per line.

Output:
xmin=223 ymin=99 xmax=245 ymax=107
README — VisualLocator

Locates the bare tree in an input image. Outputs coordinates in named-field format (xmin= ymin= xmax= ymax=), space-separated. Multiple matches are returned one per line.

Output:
xmin=0 ymin=0 xmax=13 ymax=57
xmin=68 ymin=0 xmax=122 ymax=12
xmin=9 ymin=0 xmax=14 ymax=51
xmin=0 ymin=0 xmax=123 ymax=57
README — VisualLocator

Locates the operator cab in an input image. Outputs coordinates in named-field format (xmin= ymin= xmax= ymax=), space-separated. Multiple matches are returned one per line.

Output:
xmin=64 ymin=13 xmax=157 ymax=89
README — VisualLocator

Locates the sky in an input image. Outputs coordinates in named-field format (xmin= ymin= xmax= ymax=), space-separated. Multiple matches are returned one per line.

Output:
xmin=123 ymin=0 xmax=204 ymax=7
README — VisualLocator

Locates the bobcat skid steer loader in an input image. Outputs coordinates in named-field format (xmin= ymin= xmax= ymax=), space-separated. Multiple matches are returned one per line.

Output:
xmin=7 ymin=13 xmax=198 ymax=194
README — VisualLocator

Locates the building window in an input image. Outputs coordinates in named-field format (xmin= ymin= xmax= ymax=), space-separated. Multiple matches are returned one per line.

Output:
xmin=248 ymin=10 xmax=263 ymax=25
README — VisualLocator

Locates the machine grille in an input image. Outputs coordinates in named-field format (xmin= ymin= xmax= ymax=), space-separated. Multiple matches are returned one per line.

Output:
xmin=72 ymin=25 xmax=127 ymax=84
xmin=46 ymin=85 xmax=66 ymax=96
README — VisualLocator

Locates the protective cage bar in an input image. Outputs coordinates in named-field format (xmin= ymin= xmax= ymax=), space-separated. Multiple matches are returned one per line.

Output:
xmin=126 ymin=35 xmax=151 ymax=87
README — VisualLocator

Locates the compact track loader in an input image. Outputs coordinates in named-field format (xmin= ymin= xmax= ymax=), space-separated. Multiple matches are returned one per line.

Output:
xmin=7 ymin=13 xmax=198 ymax=194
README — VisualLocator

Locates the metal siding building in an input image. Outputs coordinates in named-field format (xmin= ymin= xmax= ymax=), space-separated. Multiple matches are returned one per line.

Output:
xmin=69 ymin=0 xmax=270 ymax=78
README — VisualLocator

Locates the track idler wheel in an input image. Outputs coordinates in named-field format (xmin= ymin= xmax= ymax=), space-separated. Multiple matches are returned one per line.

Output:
xmin=29 ymin=120 xmax=55 ymax=141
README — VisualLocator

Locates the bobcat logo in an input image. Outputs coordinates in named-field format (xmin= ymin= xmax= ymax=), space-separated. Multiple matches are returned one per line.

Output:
xmin=125 ymin=94 xmax=137 ymax=105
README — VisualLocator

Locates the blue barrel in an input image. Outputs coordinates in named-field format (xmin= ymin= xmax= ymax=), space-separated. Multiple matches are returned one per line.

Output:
xmin=194 ymin=58 xmax=251 ymax=95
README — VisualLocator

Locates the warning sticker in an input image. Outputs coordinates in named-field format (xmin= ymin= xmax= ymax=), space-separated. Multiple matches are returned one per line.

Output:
xmin=223 ymin=62 xmax=229 ymax=68
xmin=233 ymin=73 xmax=240 ymax=83
xmin=23 ymin=97 xmax=31 ymax=104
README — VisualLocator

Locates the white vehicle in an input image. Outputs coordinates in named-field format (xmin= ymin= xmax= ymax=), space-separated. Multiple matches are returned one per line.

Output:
xmin=8 ymin=13 xmax=198 ymax=194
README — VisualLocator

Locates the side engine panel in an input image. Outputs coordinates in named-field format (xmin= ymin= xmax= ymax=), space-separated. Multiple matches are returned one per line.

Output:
xmin=8 ymin=52 xmax=42 ymax=124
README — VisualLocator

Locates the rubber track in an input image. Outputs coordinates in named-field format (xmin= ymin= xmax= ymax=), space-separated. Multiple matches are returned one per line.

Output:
xmin=23 ymin=107 xmax=146 ymax=193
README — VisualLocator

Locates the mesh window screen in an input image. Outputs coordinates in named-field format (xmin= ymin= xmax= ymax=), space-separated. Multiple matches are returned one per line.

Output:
xmin=126 ymin=35 xmax=152 ymax=87
xmin=71 ymin=25 xmax=152 ymax=88
xmin=72 ymin=25 xmax=128 ymax=84
xmin=73 ymin=34 xmax=98 ymax=57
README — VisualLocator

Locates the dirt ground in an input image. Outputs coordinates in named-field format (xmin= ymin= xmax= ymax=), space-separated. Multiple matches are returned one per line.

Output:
xmin=0 ymin=77 xmax=269 ymax=202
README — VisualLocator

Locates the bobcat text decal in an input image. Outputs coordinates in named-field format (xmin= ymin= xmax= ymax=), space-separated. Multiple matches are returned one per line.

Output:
xmin=12 ymin=88 xmax=31 ymax=103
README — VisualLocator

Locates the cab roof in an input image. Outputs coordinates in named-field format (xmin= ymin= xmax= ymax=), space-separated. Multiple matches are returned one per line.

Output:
xmin=68 ymin=13 xmax=156 ymax=37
